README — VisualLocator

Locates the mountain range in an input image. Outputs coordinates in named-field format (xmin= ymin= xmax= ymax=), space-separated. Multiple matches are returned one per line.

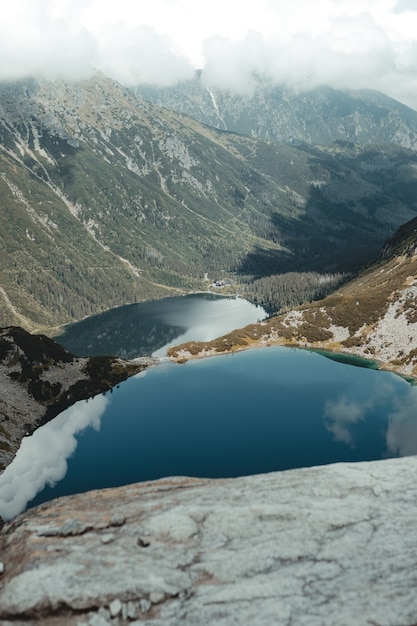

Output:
xmin=1 ymin=73 xmax=417 ymax=332
xmin=135 ymin=73 xmax=417 ymax=148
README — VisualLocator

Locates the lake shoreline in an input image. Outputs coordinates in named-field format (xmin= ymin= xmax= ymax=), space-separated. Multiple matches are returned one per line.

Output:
xmin=168 ymin=334 xmax=417 ymax=385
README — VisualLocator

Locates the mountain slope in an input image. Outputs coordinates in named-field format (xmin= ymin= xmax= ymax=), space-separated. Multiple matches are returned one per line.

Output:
xmin=1 ymin=74 xmax=417 ymax=331
xmin=168 ymin=215 xmax=417 ymax=380
xmin=136 ymin=76 xmax=417 ymax=149
xmin=0 ymin=326 xmax=149 ymax=472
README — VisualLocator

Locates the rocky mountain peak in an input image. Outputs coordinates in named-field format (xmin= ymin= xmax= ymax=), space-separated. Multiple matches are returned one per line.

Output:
xmin=135 ymin=75 xmax=417 ymax=149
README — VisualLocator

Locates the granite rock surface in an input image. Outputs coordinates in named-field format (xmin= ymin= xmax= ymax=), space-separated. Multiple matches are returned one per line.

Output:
xmin=1 ymin=456 xmax=417 ymax=625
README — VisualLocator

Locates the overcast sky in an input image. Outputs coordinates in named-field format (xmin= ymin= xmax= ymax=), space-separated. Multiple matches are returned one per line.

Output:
xmin=2 ymin=0 xmax=417 ymax=108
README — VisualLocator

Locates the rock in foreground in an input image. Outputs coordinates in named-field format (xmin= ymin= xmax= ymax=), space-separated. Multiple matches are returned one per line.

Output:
xmin=1 ymin=456 xmax=417 ymax=625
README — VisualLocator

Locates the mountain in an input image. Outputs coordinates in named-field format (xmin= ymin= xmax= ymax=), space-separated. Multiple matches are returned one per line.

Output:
xmin=135 ymin=74 xmax=417 ymax=149
xmin=1 ymin=73 xmax=417 ymax=332
xmin=168 ymin=215 xmax=417 ymax=380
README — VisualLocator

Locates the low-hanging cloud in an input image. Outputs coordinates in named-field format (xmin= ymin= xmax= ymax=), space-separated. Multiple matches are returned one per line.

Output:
xmin=0 ymin=394 xmax=109 ymax=521
xmin=201 ymin=13 xmax=417 ymax=107
xmin=1 ymin=1 xmax=417 ymax=109
xmin=95 ymin=23 xmax=194 ymax=87
xmin=0 ymin=0 xmax=96 ymax=81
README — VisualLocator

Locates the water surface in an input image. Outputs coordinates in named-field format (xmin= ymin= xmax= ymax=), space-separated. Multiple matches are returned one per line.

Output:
xmin=1 ymin=346 xmax=415 ymax=520
xmin=55 ymin=293 xmax=266 ymax=358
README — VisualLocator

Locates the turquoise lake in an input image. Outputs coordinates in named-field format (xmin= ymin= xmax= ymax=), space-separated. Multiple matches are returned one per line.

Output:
xmin=26 ymin=346 xmax=417 ymax=512
xmin=1 ymin=295 xmax=416 ymax=521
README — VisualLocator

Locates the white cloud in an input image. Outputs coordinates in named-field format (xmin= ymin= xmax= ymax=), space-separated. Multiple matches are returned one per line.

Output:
xmin=95 ymin=23 xmax=194 ymax=86
xmin=0 ymin=1 xmax=417 ymax=107
xmin=0 ymin=394 xmax=108 ymax=521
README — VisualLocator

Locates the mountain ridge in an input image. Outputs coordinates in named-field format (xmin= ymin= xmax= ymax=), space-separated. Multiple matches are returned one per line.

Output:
xmin=135 ymin=76 xmax=417 ymax=149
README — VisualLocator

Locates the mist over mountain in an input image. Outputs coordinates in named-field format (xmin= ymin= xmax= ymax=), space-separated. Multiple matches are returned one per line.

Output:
xmin=0 ymin=72 xmax=417 ymax=331
xmin=135 ymin=74 xmax=417 ymax=149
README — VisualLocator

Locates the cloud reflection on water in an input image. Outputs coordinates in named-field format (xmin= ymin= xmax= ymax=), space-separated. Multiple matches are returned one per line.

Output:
xmin=324 ymin=374 xmax=417 ymax=457
xmin=324 ymin=395 xmax=370 ymax=446
xmin=0 ymin=394 xmax=108 ymax=521
xmin=152 ymin=296 xmax=267 ymax=357
xmin=386 ymin=388 xmax=417 ymax=457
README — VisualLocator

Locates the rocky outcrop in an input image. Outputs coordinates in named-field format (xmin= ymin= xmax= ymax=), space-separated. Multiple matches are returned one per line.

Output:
xmin=1 ymin=456 xmax=417 ymax=625
xmin=136 ymin=77 xmax=417 ymax=150
xmin=0 ymin=326 xmax=153 ymax=472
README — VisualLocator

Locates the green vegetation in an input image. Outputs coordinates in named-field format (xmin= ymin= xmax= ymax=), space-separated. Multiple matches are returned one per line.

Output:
xmin=240 ymin=272 xmax=346 ymax=314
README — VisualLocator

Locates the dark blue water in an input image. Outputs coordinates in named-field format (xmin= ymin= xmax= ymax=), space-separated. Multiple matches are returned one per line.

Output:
xmin=22 ymin=346 xmax=416 ymax=512
xmin=54 ymin=294 xmax=266 ymax=358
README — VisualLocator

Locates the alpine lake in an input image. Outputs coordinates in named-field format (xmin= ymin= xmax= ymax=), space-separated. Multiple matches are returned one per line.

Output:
xmin=1 ymin=293 xmax=417 ymax=521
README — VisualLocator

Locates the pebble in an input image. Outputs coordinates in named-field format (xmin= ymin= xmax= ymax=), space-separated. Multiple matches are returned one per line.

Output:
xmin=88 ymin=613 xmax=110 ymax=626
xmin=150 ymin=592 xmax=164 ymax=605
xmin=0 ymin=562 xmax=4 ymax=575
xmin=110 ymin=513 xmax=125 ymax=527
xmin=137 ymin=536 xmax=150 ymax=547
xmin=109 ymin=598 xmax=122 ymax=617
xmin=139 ymin=598 xmax=151 ymax=614
xmin=127 ymin=601 xmax=138 ymax=619
xmin=101 ymin=533 xmax=115 ymax=544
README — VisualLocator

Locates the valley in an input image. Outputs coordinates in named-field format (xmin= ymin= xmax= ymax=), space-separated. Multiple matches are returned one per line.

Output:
xmin=1 ymin=74 xmax=417 ymax=332
xmin=2 ymin=72 xmax=417 ymax=626
xmin=2 ymin=71 xmax=417 ymax=473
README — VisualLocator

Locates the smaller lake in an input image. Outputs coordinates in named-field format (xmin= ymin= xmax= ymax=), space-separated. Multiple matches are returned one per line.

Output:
xmin=1 ymin=346 xmax=416 ymax=521
xmin=55 ymin=294 xmax=267 ymax=358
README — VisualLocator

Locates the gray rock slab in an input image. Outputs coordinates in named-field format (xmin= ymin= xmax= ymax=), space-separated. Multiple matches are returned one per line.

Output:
xmin=1 ymin=458 xmax=417 ymax=625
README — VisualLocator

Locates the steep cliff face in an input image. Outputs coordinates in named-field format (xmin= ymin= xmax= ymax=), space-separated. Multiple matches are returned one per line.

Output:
xmin=1 ymin=457 xmax=417 ymax=625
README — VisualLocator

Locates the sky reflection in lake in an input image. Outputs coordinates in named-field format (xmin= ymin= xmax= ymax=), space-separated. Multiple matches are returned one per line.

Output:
xmin=2 ymin=347 xmax=417 ymax=521
xmin=0 ymin=395 xmax=108 ymax=520
xmin=55 ymin=294 xmax=267 ymax=358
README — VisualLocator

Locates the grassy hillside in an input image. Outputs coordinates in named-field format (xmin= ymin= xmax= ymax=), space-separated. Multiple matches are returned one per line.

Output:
xmin=168 ymin=216 xmax=417 ymax=379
